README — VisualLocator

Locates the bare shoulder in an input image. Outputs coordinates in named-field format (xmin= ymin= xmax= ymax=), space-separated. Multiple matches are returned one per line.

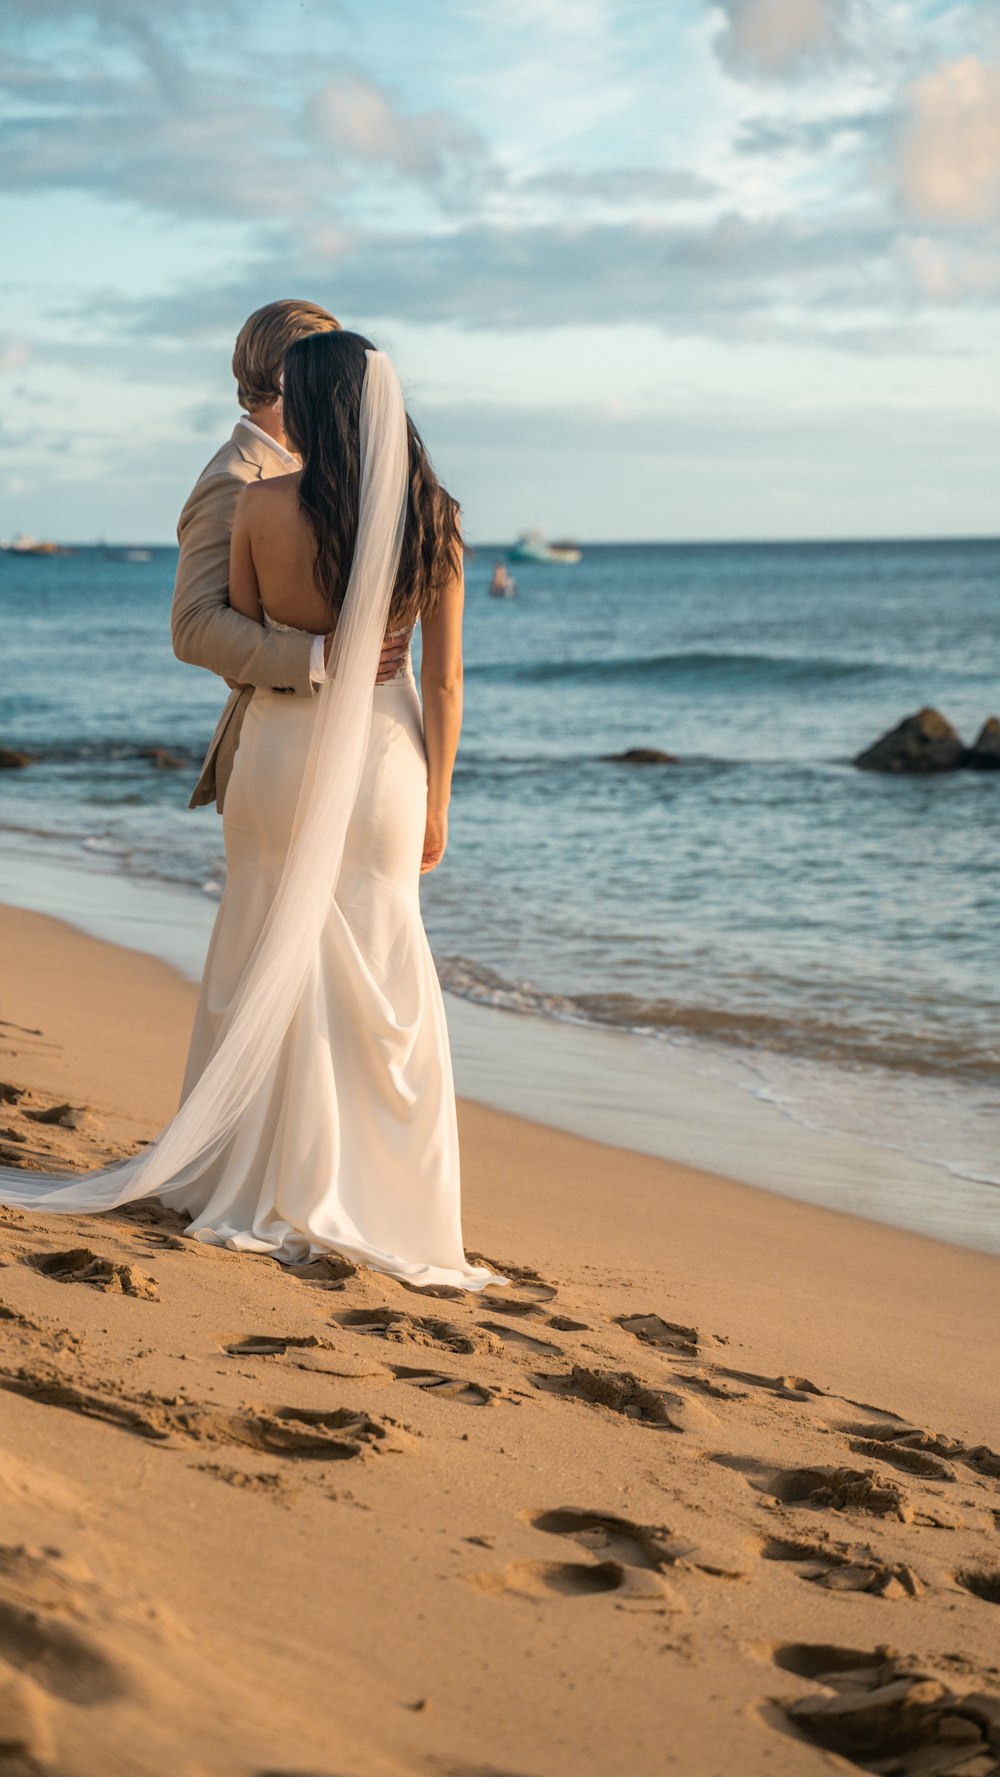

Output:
xmin=239 ymin=471 xmax=301 ymax=510
xmin=234 ymin=472 xmax=302 ymax=533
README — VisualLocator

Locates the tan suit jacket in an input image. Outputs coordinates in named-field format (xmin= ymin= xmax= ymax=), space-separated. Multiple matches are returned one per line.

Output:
xmin=171 ymin=423 xmax=316 ymax=813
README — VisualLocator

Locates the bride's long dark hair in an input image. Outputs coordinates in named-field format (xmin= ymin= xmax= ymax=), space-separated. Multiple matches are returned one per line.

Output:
xmin=281 ymin=329 xmax=462 ymax=629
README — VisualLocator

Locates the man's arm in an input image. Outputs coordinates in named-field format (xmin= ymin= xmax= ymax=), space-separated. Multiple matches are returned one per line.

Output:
xmin=171 ymin=470 xmax=315 ymax=693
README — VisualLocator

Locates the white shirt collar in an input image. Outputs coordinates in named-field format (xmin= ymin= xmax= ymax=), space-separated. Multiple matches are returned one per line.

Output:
xmin=237 ymin=414 xmax=299 ymax=469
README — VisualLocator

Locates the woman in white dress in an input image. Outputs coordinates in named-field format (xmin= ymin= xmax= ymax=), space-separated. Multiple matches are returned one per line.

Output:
xmin=0 ymin=338 xmax=507 ymax=1295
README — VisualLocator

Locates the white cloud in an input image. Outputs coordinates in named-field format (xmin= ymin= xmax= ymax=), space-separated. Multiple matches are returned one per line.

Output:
xmin=896 ymin=232 xmax=1000 ymax=301
xmin=308 ymin=76 xmax=485 ymax=186
xmin=897 ymin=56 xmax=1000 ymax=223
xmin=734 ymin=106 xmax=884 ymax=156
xmin=519 ymin=167 xmax=719 ymax=205
xmin=0 ymin=86 xmax=314 ymax=219
xmin=0 ymin=53 xmax=491 ymax=224
xmin=117 ymin=207 xmax=905 ymax=347
xmin=711 ymin=0 xmax=853 ymax=79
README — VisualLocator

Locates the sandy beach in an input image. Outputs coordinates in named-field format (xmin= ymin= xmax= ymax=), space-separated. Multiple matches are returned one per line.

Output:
xmin=1 ymin=899 xmax=999 ymax=1777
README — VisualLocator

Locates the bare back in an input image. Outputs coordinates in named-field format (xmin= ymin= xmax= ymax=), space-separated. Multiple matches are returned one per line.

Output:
xmin=234 ymin=472 xmax=333 ymax=635
xmin=228 ymin=456 xmax=465 ymax=868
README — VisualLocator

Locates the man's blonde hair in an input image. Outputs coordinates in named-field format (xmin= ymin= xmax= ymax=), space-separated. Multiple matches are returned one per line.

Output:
xmin=232 ymin=299 xmax=341 ymax=411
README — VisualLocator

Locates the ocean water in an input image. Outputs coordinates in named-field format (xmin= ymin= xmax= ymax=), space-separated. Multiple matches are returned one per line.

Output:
xmin=1 ymin=538 xmax=998 ymax=1196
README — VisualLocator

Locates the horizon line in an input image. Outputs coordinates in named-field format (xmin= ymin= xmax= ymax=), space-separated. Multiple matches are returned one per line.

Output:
xmin=2 ymin=531 xmax=998 ymax=553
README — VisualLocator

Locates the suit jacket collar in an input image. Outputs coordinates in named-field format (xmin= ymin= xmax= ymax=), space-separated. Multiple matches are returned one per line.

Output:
xmin=231 ymin=419 xmax=300 ymax=479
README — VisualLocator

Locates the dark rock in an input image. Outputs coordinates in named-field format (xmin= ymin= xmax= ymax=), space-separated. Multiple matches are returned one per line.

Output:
xmin=603 ymin=747 xmax=678 ymax=766
xmin=0 ymin=747 xmax=35 ymax=769
xmin=853 ymin=708 xmax=965 ymax=774
xmin=964 ymin=716 xmax=1000 ymax=770
xmin=140 ymin=746 xmax=187 ymax=770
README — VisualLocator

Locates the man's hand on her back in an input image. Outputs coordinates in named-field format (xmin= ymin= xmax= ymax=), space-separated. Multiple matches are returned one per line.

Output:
xmin=323 ymin=630 xmax=403 ymax=676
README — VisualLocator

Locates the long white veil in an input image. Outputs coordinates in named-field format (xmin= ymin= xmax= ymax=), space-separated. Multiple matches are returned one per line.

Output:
xmin=0 ymin=349 xmax=419 ymax=1216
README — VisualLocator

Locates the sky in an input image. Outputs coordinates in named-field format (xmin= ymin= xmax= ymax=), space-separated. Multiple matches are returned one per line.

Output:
xmin=1 ymin=0 xmax=998 ymax=544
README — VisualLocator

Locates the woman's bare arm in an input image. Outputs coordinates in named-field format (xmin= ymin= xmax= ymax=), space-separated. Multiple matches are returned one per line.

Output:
xmin=418 ymin=548 xmax=464 ymax=873
xmin=228 ymin=487 xmax=263 ymax=623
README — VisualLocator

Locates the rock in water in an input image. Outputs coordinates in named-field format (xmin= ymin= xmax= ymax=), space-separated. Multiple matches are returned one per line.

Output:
xmin=964 ymin=716 xmax=1000 ymax=770
xmin=0 ymin=747 xmax=34 ymax=769
xmin=603 ymin=747 xmax=678 ymax=766
xmin=853 ymin=708 xmax=965 ymax=774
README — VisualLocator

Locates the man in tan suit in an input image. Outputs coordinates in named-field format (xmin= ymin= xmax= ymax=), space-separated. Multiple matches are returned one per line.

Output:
xmin=172 ymin=299 xmax=340 ymax=813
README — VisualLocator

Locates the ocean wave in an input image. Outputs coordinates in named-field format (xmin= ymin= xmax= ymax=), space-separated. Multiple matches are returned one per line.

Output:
xmin=436 ymin=956 xmax=1000 ymax=1086
xmin=465 ymin=649 xmax=911 ymax=690
xmin=0 ymin=815 xmax=224 ymax=899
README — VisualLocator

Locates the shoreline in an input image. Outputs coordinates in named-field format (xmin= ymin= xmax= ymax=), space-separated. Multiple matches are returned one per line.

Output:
xmin=0 ymin=840 xmax=997 ymax=1254
xmin=2 ymin=898 xmax=999 ymax=1775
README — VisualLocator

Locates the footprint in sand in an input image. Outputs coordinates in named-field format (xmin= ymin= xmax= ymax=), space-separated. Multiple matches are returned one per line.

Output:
xmin=285 ymin=1253 xmax=359 ymax=1290
xmin=24 ymin=1246 xmax=159 ymax=1299
xmin=846 ymin=1419 xmax=1000 ymax=1485
xmin=389 ymin=1364 xmax=495 ymax=1406
xmin=760 ymin=1642 xmax=1000 ymax=1773
xmin=203 ymin=1402 xmax=400 ymax=1460
xmin=467 ymin=1556 xmax=672 ymax=1603
xmin=523 ymin=1505 xmax=697 ymax=1573
xmin=717 ymin=1366 xmax=827 ymax=1403
xmin=533 ymin=1364 xmax=686 ymax=1430
xmin=954 ymin=1567 xmax=1000 ymax=1605
xmin=847 ymin=1435 xmax=957 ymax=1482
xmin=758 ymin=1534 xmax=925 ymax=1599
xmin=221 ymin=1333 xmax=390 ymax=1380
xmin=472 ymin=1296 xmax=546 ymax=1320
xmin=467 ymin=1254 xmax=559 ymax=1308
xmin=335 ymin=1306 xmax=502 ymax=1357
xmin=0 ymin=1359 xmax=405 ymax=1458
xmin=718 ymin=1455 xmax=944 ymax=1525
xmin=770 ymin=1537 xmax=924 ymax=1599
xmin=114 ymin=1201 xmax=192 ymax=1252
xmin=224 ymin=1335 xmax=295 ymax=1357
xmin=477 ymin=1319 xmax=564 ymax=1357
xmin=614 ymin=1313 xmax=746 ymax=1406
xmin=615 ymin=1311 xmax=700 ymax=1357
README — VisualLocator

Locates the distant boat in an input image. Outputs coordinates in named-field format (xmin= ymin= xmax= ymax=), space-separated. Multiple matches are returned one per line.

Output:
xmin=8 ymin=533 xmax=75 ymax=557
xmin=111 ymin=548 xmax=154 ymax=562
xmin=508 ymin=529 xmax=582 ymax=565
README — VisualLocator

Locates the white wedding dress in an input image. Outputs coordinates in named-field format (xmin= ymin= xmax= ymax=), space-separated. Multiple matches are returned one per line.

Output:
xmin=0 ymin=350 xmax=507 ymax=1295
xmin=158 ymin=612 xmax=499 ymax=1286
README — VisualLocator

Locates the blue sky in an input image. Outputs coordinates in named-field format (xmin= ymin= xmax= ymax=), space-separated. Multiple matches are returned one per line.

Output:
xmin=1 ymin=0 xmax=997 ymax=542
